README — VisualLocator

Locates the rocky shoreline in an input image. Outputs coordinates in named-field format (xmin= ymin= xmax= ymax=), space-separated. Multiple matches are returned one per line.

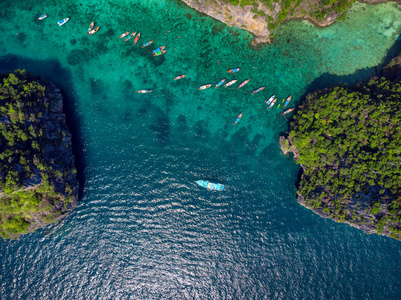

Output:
xmin=280 ymin=136 xmax=391 ymax=237
xmin=180 ymin=0 xmax=392 ymax=44
xmin=27 ymin=81 xmax=79 ymax=233
xmin=278 ymin=53 xmax=401 ymax=240
xmin=0 ymin=72 xmax=78 ymax=239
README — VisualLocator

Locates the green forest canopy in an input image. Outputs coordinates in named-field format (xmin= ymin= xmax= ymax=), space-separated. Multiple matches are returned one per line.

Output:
xmin=288 ymin=75 xmax=401 ymax=239
xmin=0 ymin=70 xmax=74 ymax=239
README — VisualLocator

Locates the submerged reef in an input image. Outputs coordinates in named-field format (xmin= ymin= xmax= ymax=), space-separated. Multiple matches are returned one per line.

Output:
xmin=0 ymin=70 xmax=78 ymax=239
xmin=180 ymin=0 xmax=390 ymax=44
xmin=280 ymin=54 xmax=401 ymax=240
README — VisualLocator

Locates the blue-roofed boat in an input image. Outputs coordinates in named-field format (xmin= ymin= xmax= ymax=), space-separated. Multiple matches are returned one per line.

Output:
xmin=215 ymin=79 xmax=225 ymax=88
xmin=196 ymin=180 xmax=224 ymax=191
xmin=153 ymin=46 xmax=166 ymax=53
xmin=142 ymin=39 xmax=154 ymax=48
xmin=234 ymin=112 xmax=242 ymax=125
xmin=57 ymin=18 xmax=69 ymax=26
xmin=251 ymin=87 xmax=265 ymax=94
xmin=38 ymin=14 xmax=47 ymax=20
xmin=283 ymin=95 xmax=292 ymax=108
xmin=228 ymin=68 xmax=240 ymax=73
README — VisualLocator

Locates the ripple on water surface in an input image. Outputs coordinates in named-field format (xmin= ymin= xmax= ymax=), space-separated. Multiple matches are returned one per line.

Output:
xmin=1 ymin=0 xmax=401 ymax=299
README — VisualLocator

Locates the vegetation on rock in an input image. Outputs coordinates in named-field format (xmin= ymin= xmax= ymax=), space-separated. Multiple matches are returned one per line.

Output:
xmin=0 ymin=70 xmax=78 ymax=239
xmin=284 ymin=56 xmax=401 ymax=240
xmin=226 ymin=0 xmax=356 ymax=30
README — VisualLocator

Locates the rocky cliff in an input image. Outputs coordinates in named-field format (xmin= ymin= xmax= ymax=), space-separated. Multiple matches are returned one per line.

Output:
xmin=180 ymin=0 xmax=390 ymax=44
xmin=0 ymin=70 xmax=78 ymax=239
xmin=279 ymin=55 xmax=401 ymax=240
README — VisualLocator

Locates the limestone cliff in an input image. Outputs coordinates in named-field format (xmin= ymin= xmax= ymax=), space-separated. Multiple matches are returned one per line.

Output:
xmin=0 ymin=70 xmax=78 ymax=239
xmin=180 ymin=0 xmax=391 ymax=44
xmin=279 ymin=55 xmax=401 ymax=240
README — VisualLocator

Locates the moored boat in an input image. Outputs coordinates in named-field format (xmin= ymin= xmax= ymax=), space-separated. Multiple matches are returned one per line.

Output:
xmin=196 ymin=180 xmax=224 ymax=191
xmin=38 ymin=14 xmax=47 ymax=20
xmin=224 ymin=79 xmax=237 ymax=87
xmin=153 ymin=46 xmax=166 ymax=53
xmin=124 ymin=32 xmax=136 ymax=42
xmin=174 ymin=74 xmax=187 ymax=80
xmin=136 ymin=90 xmax=153 ymax=94
xmin=267 ymin=98 xmax=277 ymax=109
xmin=238 ymin=79 xmax=250 ymax=89
xmin=142 ymin=39 xmax=154 ymax=48
xmin=133 ymin=33 xmax=141 ymax=45
xmin=153 ymin=49 xmax=167 ymax=57
xmin=88 ymin=21 xmax=94 ymax=31
xmin=283 ymin=95 xmax=292 ymax=108
xmin=282 ymin=108 xmax=295 ymax=115
xmin=251 ymin=87 xmax=265 ymax=94
xmin=57 ymin=18 xmax=69 ymax=26
xmin=198 ymin=84 xmax=211 ymax=90
xmin=228 ymin=68 xmax=240 ymax=73
xmin=265 ymin=95 xmax=275 ymax=105
xmin=88 ymin=26 xmax=100 ymax=36
xmin=234 ymin=112 xmax=242 ymax=125
xmin=215 ymin=79 xmax=225 ymax=88
xmin=119 ymin=30 xmax=131 ymax=39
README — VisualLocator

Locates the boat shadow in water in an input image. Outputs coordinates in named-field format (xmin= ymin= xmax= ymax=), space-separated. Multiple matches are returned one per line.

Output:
xmin=0 ymin=54 xmax=87 ymax=200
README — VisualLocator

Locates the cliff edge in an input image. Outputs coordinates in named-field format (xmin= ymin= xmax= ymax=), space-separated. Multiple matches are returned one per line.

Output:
xmin=180 ymin=0 xmax=390 ymax=44
xmin=0 ymin=70 xmax=78 ymax=239
xmin=280 ymin=54 xmax=401 ymax=240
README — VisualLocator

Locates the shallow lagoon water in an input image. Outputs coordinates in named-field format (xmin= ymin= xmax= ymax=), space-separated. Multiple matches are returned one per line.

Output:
xmin=1 ymin=0 xmax=401 ymax=298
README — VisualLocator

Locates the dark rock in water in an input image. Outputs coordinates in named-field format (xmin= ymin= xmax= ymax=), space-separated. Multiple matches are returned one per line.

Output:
xmin=0 ymin=70 xmax=78 ymax=239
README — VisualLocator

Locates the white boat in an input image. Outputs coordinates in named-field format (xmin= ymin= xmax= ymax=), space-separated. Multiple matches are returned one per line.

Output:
xmin=198 ymin=84 xmax=211 ymax=90
xmin=57 ymin=18 xmax=69 ymax=26
xmin=265 ymin=95 xmax=275 ymax=105
xmin=224 ymin=79 xmax=237 ymax=87
xmin=38 ymin=14 xmax=47 ymax=20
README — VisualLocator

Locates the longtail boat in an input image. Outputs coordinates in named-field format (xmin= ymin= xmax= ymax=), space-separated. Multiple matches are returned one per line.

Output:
xmin=224 ymin=79 xmax=237 ymax=87
xmin=265 ymin=95 xmax=275 ymax=105
xmin=267 ymin=98 xmax=277 ymax=109
xmin=153 ymin=49 xmax=167 ymax=57
xmin=136 ymin=90 xmax=153 ymax=94
xmin=88 ymin=26 xmax=100 ymax=36
xmin=283 ymin=95 xmax=292 ymax=108
xmin=119 ymin=31 xmax=131 ymax=39
xmin=238 ymin=79 xmax=250 ymax=89
xmin=198 ymin=84 xmax=211 ymax=90
xmin=174 ymin=75 xmax=187 ymax=80
xmin=38 ymin=14 xmax=47 ymax=20
xmin=251 ymin=87 xmax=265 ymax=94
xmin=124 ymin=32 xmax=136 ymax=42
xmin=215 ymin=79 xmax=225 ymax=88
xmin=282 ymin=108 xmax=295 ymax=115
xmin=142 ymin=39 xmax=154 ymax=48
xmin=88 ymin=21 xmax=94 ymax=31
xmin=133 ymin=33 xmax=141 ymax=45
xmin=196 ymin=180 xmax=224 ymax=191
xmin=228 ymin=68 xmax=240 ymax=73
xmin=234 ymin=112 xmax=242 ymax=125
xmin=152 ymin=46 xmax=166 ymax=53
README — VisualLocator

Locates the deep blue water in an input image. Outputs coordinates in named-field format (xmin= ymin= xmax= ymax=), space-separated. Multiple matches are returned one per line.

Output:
xmin=1 ymin=0 xmax=401 ymax=298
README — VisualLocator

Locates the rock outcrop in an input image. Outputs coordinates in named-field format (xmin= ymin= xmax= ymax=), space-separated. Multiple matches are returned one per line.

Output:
xmin=0 ymin=70 xmax=78 ymax=239
xmin=180 ymin=0 xmax=391 ymax=44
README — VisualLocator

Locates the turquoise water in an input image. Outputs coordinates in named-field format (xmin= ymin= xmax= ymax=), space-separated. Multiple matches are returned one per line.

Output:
xmin=1 ymin=0 xmax=401 ymax=298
